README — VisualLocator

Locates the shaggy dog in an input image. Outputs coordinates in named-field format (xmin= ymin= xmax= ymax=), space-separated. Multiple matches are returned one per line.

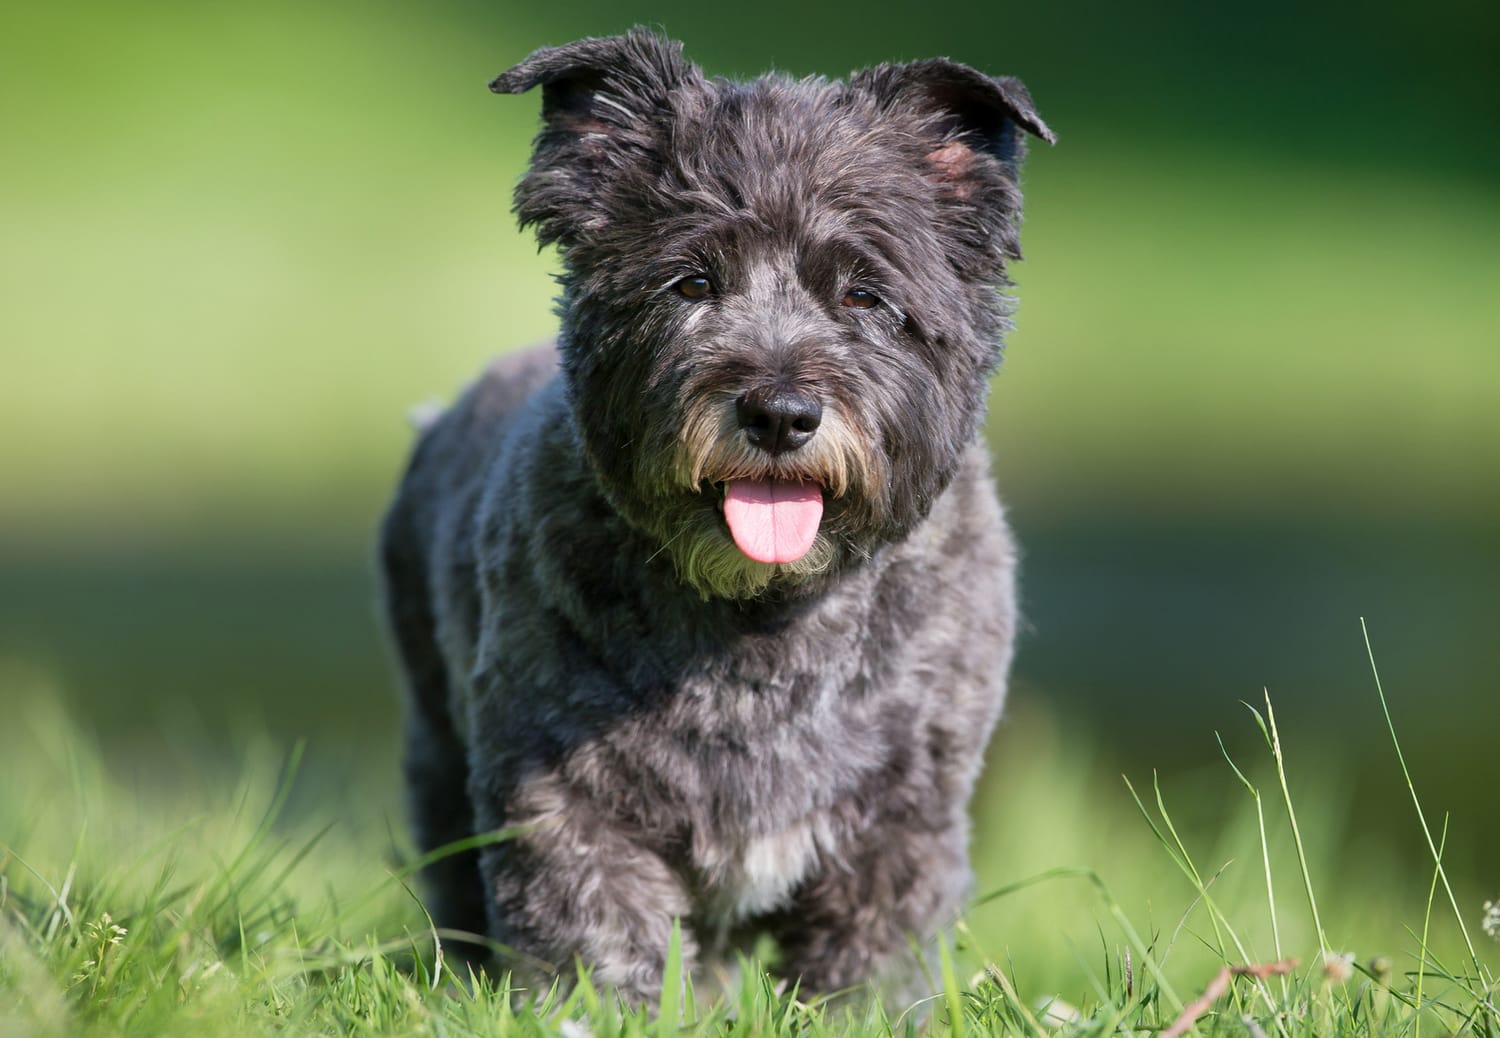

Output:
xmin=379 ymin=29 xmax=1052 ymax=1005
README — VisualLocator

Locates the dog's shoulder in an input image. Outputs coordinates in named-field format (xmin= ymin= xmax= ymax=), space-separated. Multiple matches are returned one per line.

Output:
xmin=382 ymin=342 xmax=562 ymax=567
xmin=394 ymin=342 xmax=559 ymax=493
xmin=472 ymin=341 xmax=563 ymax=426
xmin=431 ymin=340 xmax=562 ymax=451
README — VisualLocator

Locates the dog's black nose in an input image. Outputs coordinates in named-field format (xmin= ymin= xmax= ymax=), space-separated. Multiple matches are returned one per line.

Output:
xmin=737 ymin=387 xmax=822 ymax=454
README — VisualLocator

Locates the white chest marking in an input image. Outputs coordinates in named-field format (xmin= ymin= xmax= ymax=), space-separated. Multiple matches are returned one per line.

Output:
xmin=731 ymin=819 xmax=828 ymax=918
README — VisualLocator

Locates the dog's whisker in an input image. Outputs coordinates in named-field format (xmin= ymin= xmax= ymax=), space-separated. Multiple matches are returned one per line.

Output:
xmin=643 ymin=524 xmax=687 ymax=565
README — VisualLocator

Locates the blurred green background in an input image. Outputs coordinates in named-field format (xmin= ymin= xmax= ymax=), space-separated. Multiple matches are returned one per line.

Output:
xmin=2 ymin=0 xmax=1497 ymax=972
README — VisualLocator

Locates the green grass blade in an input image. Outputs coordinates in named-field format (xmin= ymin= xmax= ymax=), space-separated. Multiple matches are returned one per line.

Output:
xmin=1362 ymin=618 xmax=1492 ymax=995
xmin=1261 ymin=691 xmax=1328 ymax=960
xmin=1218 ymin=730 xmax=1284 ymax=973
xmin=937 ymin=935 xmax=969 ymax=1038
xmin=659 ymin=916 xmax=684 ymax=1030
xmin=1414 ymin=813 xmax=1450 ymax=1038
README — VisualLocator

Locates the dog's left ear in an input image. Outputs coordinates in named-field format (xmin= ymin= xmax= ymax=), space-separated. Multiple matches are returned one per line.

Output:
xmin=490 ymin=30 xmax=702 ymax=249
xmin=852 ymin=59 xmax=1053 ymax=253
xmin=853 ymin=59 xmax=1053 ymax=176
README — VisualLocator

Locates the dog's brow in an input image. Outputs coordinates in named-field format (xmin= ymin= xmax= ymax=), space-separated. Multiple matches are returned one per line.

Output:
xmin=798 ymin=232 xmax=897 ymax=289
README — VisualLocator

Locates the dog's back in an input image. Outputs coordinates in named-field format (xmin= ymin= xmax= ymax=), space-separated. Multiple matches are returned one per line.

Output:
xmin=378 ymin=342 xmax=560 ymax=949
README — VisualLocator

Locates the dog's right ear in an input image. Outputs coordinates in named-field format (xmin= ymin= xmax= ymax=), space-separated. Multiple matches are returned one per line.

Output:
xmin=490 ymin=30 xmax=700 ymax=249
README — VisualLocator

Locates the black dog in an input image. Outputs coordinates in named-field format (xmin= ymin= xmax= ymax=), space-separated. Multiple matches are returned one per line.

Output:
xmin=380 ymin=29 xmax=1052 ymax=1005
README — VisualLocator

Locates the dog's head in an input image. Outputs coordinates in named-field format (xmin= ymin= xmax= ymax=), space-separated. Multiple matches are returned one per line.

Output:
xmin=492 ymin=30 xmax=1053 ymax=599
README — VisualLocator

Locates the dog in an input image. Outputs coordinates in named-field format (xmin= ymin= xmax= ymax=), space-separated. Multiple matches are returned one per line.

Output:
xmin=379 ymin=29 xmax=1052 ymax=1006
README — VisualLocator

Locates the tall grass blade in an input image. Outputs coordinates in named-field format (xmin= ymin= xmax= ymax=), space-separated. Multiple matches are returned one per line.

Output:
xmin=1256 ymin=692 xmax=1328 ymax=959
xmin=1218 ymin=731 xmax=1285 ymax=977
xmin=937 ymin=935 xmax=969 ymax=1038
xmin=1415 ymin=814 xmax=1450 ymax=1038
xmin=1361 ymin=618 xmax=1493 ymax=996
xmin=660 ymin=916 xmax=684 ymax=1029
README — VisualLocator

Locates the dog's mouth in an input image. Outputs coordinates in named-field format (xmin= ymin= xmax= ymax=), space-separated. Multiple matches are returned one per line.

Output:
xmin=706 ymin=478 xmax=825 ymax=564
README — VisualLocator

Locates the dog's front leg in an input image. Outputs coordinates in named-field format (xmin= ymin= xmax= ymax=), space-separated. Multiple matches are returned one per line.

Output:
xmin=469 ymin=764 xmax=697 ymax=1006
xmin=768 ymin=814 xmax=970 ymax=1007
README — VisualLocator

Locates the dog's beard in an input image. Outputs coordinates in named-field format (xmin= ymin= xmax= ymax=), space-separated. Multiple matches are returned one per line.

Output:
xmin=646 ymin=393 xmax=883 ymax=600
xmin=667 ymin=509 xmax=842 ymax=600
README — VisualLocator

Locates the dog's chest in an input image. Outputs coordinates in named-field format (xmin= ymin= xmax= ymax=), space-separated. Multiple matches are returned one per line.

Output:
xmin=694 ymin=814 xmax=836 ymax=919
xmin=645 ymin=663 xmax=885 ymax=920
xmin=570 ymin=588 xmax=908 ymax=918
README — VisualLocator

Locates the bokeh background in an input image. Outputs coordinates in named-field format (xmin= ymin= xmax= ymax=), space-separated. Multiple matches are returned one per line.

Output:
xmin=3 ymin=0 xmax=1496 ymax=986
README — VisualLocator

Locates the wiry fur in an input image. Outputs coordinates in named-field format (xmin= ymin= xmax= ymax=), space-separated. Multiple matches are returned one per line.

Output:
xmin=379 ymin=29 xmax=1052 ymax=1008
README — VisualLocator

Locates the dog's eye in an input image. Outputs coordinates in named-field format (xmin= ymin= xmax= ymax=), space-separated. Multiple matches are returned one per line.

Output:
xmin=841 ymin=288 xmax=880 ymax=309
xmin=675 ymin=276 xmax=714 ymax=300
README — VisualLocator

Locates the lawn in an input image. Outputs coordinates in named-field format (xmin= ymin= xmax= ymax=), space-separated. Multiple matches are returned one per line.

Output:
xmin=3 ymin=631 xmax=1495 ymax=1036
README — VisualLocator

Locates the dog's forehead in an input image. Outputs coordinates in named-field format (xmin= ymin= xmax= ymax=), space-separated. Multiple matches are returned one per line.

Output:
xmin=637 ymin=75 xmax=935 ymax=247
xmin=671 ymin=76 xmax=923 ymax=197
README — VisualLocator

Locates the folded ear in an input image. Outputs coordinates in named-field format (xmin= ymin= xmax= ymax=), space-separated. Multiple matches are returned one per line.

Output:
xmin=852 ymin=59 xmax=1053 ymax=265
xmin=853 ymin=58 xmax=1053 ymax=174
xmin=490 ymin=29 xmax=701 ymax=248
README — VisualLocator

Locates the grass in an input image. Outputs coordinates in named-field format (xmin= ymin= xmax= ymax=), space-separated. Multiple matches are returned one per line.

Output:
xmin=2 ymin=632 xmax=1496 ymax=1036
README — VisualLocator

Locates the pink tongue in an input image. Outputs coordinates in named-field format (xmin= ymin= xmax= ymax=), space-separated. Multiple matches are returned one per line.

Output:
xmin=722 ymin=479 xmax=824 ymax=564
